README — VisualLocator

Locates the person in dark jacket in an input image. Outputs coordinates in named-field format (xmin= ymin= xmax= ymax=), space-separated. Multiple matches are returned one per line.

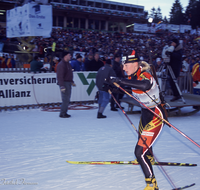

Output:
xmin=88 ymin=52 xmax=104 ymax=71
xmin=110 ymin=54 xmax=125 ymax=111
xmin=56 ymin=51 xmax=73 ymax=118
xmin=84 ymin=52 xmax=93 ymax=71
xmin=96 ymin=59 xmax=116 ymax=118
xmin=11 ymin=55 xmax=16 ymax=68
xmin=30 ymin=56 xmax=44 ymax=73
xmin=168 ymin=38 xmax=183 ymax=101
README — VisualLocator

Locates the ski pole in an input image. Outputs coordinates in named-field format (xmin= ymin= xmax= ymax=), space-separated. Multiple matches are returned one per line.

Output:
xmin=108 ymin=89 xmax=177 ymax=189
xmin=113 ymin=82 xmax=200 ymax=149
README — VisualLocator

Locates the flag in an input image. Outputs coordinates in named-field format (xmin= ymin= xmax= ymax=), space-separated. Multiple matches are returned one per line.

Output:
xmin=194 ymin=36 xmax=200 ymax=41
xmin=155 ymin=21 xmax=163 ymax=33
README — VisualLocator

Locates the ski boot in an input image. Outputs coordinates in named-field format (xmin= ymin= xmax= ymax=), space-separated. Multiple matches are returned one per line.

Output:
xmin=144 ymin=175 xmax=159 ymax=190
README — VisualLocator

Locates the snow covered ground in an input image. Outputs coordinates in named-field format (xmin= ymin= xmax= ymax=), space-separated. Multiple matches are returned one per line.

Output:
xmin=0 ymin=103 xmax=200 ymax=190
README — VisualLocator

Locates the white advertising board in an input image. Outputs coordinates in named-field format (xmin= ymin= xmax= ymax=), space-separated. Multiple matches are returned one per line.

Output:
xmin=0 ymin=72 xmax=98 ymax=107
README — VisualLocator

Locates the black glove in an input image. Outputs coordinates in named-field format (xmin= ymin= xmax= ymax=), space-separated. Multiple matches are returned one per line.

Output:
xmin=109 ymin=76 xmax=121 ymax=84
xmin=102 ymin=82 xmax=113 ymax=92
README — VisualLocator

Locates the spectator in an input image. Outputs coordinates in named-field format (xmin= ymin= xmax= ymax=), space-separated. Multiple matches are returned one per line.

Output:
xmin=182 ymin=56 xmax=189 ymax=72
xmin=30 ymin=56 xmax=44 ymax=73
xmin=70 ymin=55 xmax=85 ymax=71
xmin=5 ymin=54 xmax=9 ymax=68
xmin=96 ymin=59 xmax=116 ymax=118
xmin=155 ymin=57 xmax=163 ymax=72
xmin=103 ymin=54 xmax=109 ymax=64
xmin=52 ymin=57 xmax=59 ymax=72
xmin=84 ymin=52 xmax=93 ymax=71
xmin=109 ymin=53 xmax=114 ymax=65
xmin=168 ymin=38 xmax=183 ymax=102
xmin=0 ymin=54 xmax=6 ymax=68
xmin=88 ymin=52 xmax=104 ymax=71
xmin=10 ymin=55 xmax=16 ymax=68
xmin=110 ymin=53 xmax=124 ymax=111
xmin=56 ymin=51 xmax=73 ymax=118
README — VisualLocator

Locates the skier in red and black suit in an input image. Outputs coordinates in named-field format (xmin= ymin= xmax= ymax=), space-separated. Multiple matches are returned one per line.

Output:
xmin=109 ymin=50 xmax=167 ymax=190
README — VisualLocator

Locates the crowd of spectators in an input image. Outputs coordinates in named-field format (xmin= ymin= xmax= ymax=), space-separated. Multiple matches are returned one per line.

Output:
xmin=24 ymin=28 xmax=200 ymax=74
xmin=35 ymin=28 xmax=200 ymax=60
xmin=0 ymin=27 xmax=200 ymax=75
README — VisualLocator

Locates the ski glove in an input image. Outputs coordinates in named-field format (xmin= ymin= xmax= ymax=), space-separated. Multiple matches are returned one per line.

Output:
xmin=102 ymin=81 xmax=114 ymax=92
xmin=60 ymin=86 xmax=66 ymax=93
xmin=109 ymin=76 xmax=121 ymax=84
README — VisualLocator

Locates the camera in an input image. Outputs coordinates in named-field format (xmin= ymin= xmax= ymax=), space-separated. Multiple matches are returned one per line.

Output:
xmin=162 ymin=45 xmax=174 ymax=63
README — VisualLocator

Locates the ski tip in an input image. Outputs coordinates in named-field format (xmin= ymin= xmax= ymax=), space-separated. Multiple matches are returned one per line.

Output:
xmin=171 ymin=183 xmax=195 ymax=190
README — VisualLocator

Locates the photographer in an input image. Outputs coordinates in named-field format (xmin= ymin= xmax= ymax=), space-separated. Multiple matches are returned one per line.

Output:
xmin=162 ymin=39 xmax=183 ymax=101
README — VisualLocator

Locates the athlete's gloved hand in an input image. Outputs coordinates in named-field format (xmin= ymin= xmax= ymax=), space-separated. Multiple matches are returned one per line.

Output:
xmin=102 ymin=81 xmax=114 ymax=92
xmin=109 ymin=76 xmax=121 ymax=84
xmin=60 ymin=86 xmax=66 ymax=93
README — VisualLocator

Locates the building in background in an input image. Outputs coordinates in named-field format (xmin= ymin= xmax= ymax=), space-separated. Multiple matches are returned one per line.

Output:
xmin=0 ymin=0 xmax=147 ymax=33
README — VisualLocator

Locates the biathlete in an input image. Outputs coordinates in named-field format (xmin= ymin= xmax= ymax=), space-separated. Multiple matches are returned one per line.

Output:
xmin=109 ymin=50 xmax=167 ymax=190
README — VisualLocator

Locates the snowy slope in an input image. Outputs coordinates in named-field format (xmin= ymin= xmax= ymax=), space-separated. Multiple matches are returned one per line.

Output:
xmin=0 ymin=103 xmax=200 ymax=190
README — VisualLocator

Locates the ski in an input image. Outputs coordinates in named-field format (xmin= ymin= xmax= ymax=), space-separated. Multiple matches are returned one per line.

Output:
xmin=66 ymin=160 xmax=197 ymax=167
xmin=171 ymin=183 xmax=195 ymax=190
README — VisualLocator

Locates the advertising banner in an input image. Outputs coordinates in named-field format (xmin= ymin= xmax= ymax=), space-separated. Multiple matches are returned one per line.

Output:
xmin=0 ymin=72 xmax=98 ymax=107
xmin=167 ymin=24 xmax=180 ymax=33
xmin=134 ymin=23 xmax=149 ymax=32
xmin=6 ymin=3 xmax=52 ymax=38
xmin=180 ymin=25 xmax=192 ymax=33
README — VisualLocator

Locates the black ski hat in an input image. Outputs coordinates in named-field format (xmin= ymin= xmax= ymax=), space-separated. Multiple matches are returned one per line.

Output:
xmin=62 ymin=51 xmax=72 ymax=57
xmin=122 ymin=50 xmax=140 ymax=65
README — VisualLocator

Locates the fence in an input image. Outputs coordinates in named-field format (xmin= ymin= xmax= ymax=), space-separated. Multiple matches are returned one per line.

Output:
xmin=0 ymin=68 xmax=31 ymax=73
xmin=157 ymin=71 xmax=193 ymax=95
xmin=0 ymin=68 xmax=195 ymax=111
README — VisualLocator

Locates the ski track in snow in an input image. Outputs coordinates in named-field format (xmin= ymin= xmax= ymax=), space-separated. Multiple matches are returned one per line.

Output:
xmin=0 ymin=103 xmax=200 ymax=190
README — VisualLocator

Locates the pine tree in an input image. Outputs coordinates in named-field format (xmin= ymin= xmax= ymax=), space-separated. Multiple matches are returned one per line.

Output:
xmin=163 ymin=16 xmax=169 ymax=24
xmin=148 ymin=7 xmax=163 ymax=23
xmin=169 ymin=0 xmax=184 ymax=24
xmin=149 ymin=7 xmax=156 ymax=19
xmin=185 ymin=0 xmax=200 ymax=29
